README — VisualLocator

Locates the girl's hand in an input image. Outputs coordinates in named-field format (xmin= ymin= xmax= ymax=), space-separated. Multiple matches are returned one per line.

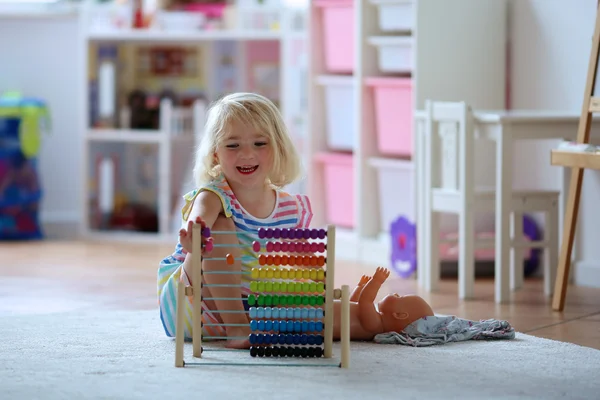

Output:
xmin=179 ymin=216 xmax=213 ymax=254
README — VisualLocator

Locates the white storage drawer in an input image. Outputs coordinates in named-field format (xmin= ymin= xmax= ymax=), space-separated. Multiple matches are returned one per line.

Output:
xmin=316 ymin=75 xmax=355 ymax=151
xmin=369 ymin=0 xmax=414 ymax=32
xmin=368 ymin=36 xmax=413 ymax=73
xmin=368 ymin=157 xmax=415 ymax=232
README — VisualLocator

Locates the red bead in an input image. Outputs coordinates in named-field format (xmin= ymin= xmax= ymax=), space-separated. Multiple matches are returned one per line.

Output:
xmin=252 ymin=241 xmax=261 ymax=252
xmin=273 ymin=242 xmax=281 ymax=252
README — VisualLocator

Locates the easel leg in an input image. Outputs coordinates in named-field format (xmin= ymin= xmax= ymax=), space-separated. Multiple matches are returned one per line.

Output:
xmin=552 ymin=167 xmax=584 ymax=311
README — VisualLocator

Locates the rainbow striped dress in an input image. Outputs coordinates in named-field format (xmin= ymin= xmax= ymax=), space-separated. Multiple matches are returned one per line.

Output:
xmin=157 ymin=173 xmax=313 ymax=339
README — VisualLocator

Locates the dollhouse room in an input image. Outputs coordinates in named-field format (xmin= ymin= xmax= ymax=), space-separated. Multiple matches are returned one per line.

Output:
xmin=0 ymin=0 xmax=599 ymax=398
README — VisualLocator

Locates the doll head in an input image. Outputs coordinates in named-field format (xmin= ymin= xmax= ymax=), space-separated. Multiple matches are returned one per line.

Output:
xmin=193 ymin=92 xmax=302 ymax=189
xmin=377 ymin=294 xmax=434 ymax=333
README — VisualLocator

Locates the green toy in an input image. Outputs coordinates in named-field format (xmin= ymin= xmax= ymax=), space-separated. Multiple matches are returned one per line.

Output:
xmin=0 ymin=91 xmax=51 ymax=158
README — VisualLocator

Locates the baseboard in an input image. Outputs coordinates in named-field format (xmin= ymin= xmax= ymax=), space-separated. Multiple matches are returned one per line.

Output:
xmin=39 ymin=211 xmax=81 ymax=240
xmin=574 ymin=261 xmax=600 ymax=288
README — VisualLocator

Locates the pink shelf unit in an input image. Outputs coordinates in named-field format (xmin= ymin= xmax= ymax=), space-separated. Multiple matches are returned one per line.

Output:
xmin=314 ymin=0 xmax=354 ymax=74
xmin=315 ymin=152 xmax=354 ymax=228
xmin=365 ymin=77 xmax=413 ymax=157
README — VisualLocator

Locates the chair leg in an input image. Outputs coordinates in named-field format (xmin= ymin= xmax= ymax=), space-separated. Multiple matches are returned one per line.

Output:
xmin=510 ymin=212 xmax=524 ymax=291
xmin=458 ymin=208 xmax=475 ymax=299
xmin=425 ymin=211 xmax=440 ymax=292
xmin=545 ymin=203 xmax=559 ymax=296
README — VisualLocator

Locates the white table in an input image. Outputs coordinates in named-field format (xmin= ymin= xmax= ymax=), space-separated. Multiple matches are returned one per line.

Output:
xmin=414 ymin=109 xmax=600 ymax=303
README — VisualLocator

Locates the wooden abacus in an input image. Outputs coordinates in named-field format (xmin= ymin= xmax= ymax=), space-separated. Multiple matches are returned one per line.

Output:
xmin=174 ymin=224 xmax=351 ymax=367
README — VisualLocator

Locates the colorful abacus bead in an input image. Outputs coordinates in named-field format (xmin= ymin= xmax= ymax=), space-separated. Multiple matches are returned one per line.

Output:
xmin=204 ymin=239 xmax=213 ymax=252
xmin=202 ymin=227 xmax=211 ymax=237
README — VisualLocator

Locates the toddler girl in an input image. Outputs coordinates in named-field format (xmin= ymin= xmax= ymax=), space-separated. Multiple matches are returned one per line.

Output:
xmin=157 ymin=92 xmax=312 ymax=349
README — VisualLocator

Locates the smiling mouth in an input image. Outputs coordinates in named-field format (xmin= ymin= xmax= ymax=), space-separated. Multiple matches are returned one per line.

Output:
xmin=237 ymin=165 xmax=258 ymax=175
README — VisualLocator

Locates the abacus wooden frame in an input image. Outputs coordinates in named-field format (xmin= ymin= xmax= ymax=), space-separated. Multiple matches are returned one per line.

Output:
xmin=173 ymin=224 xmax=351 ymax=368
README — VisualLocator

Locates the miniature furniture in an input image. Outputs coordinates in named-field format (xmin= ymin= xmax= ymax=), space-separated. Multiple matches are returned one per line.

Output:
xmin=417 ymin=100 xmax=560 ymax=302
xmin=550 ymin=3 xmax=600 ymax=311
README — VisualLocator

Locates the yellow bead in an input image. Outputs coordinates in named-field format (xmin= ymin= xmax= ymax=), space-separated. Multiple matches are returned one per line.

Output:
xmin=310 ymin=269 xmax=317 ymax=280
xmin=274 ymin=269 xmax=281 ymax=279
xmin=259 ymin=268 xmax=267 ymax=279
xmin=303 ymin=269 xmax=310 ymax=279
xmin=317 ymin=270 xmax=325 ymax=281
xmin=267 ymin=268 xmax=274 ymax=279
xmin=251 ymin=268 xmax=259 ymax=279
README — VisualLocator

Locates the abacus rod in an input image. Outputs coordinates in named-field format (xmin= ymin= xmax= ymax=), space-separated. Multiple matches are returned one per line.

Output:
xmin=203 ymin=335 xmax=249 ymax=340
xmin=202 ymin=271 xmax=251 ymax=275
xmin=203 ymin=283 xmax=243 ymax=288
xmin=204 ymin=297 xmax=252 ymax=301
xmin=203 ymin=323 xmax=249 ymax=327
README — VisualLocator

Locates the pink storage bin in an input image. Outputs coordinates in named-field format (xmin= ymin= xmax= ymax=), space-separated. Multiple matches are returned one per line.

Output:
xmin=314 ymin=0 xmax=354 ymax=74
xmin=183 ymin=3 xmax=227 ymax=19
xmin=315 ymin=152 xmax=354 ymax=228
xmin=366 ymin=77 xmax=413 ymax=156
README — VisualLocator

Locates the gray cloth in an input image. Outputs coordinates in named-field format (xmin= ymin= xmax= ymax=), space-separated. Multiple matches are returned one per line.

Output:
xmin=374 ymin=315 xmax=516 ymax=347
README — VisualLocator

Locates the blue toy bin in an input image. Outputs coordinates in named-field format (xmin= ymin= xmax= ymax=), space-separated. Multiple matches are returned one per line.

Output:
xmin=0 ymin=96 xmax=47 ymax=240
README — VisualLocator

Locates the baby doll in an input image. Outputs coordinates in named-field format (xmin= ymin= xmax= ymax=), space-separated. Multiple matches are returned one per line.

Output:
xmin=331 ymin=267 xmax=435 ymax=341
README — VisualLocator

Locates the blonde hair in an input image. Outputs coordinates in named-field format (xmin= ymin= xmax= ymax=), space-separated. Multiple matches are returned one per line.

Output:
xmin=193 ymin=92 xmax=302 ymax=189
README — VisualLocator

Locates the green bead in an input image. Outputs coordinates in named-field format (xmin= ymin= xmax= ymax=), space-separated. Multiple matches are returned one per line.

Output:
xmin=248 ymin=295 xmax=256 ymax=306
xmin=280 ymin=295 xmax=287 ymax=306
xmin=258 ymin=295 xmax=265 ymax=306
xmin=316 ymin=296 xmax=324 ymax=305
xmin=265 ymin=295 xmax=272 ymax=306
xmin=272 ymin=295 xmax=279 ymax=306
xmin=302 ymin=295 xmax=310 ymax=305
xmin=294 ymin=295 xmax=302 ymax=305
xmin=308 ymin=296 xmax=316 ymax=306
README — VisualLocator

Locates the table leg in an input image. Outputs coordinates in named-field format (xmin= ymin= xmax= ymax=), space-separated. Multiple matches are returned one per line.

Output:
xmin=495 ymin=126 xmax=512 ymax=303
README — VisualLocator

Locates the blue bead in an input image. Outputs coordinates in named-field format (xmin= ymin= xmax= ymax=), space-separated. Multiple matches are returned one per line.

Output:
xmin=249 ymin=307 xmax=257 ymax=319
xmin=293 ymin=334 xmax=300 ymax=345
xmin=316 ymin=335 xmax=324 ymax=345
xmin=265 ymin=320 xmax=273 ymax=332
xmin=250 ymin=320 xmax=258 ymax=331
xmin=294 ymin=321 xmax=301 ymax=332
xmin=307 ymin=334 xmax=315 ymax=345
xmin=300 ymin=334 xmax=308 ymax=345
xmin=278 ymin=334 xmax=286 ymax=345
xmin=308 ymin=308 xmax=316 ymax=319
xmin=308 ymin=321 xmax=315 ymax=332
xmin=280 ymin=321 xmax=286 ymax=332
xmin=316 ymin=321 xmax=323 ymax=332
xmin=272 ymin=308 xmax=279 ymax=319
xmin=302 ymin=321 xmax=308 ymax=332
xmin=294 ymin=308 xmax=301 ymax=319
xmin=263 ymin=334 xmax=271 ymax=344
xmin=302 ymin=308 xmax=309 ymax=319
xmin=265 ymin=307 xmax=272 ymax=319
xmin=287 ymin=320 xmax=294 ymax=332
xmin=316 ymin=308 xmax=324 ymax=319
xmin=249 ymin=333 xmax=257 ymax=344
xmin=257 ymin=307 xmax=265 ymax=318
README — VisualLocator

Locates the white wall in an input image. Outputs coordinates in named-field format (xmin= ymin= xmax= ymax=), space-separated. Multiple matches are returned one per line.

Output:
xmin=0 ymin=15 xmax=82 ymax=237
xmin=509 ymin=0 xmax=600 ymax=287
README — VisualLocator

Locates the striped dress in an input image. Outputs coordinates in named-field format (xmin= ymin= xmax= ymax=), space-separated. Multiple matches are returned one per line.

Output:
xmin=157 ymin=173 xmax=313 ymax=339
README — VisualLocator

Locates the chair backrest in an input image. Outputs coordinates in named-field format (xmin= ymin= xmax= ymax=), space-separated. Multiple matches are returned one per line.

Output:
xmin=422 ymin=100 xmax=474 ymax=195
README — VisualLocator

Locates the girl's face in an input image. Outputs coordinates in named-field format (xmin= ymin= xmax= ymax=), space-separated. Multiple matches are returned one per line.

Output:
xmin=214 ymin=119 xmax=274 ymax=191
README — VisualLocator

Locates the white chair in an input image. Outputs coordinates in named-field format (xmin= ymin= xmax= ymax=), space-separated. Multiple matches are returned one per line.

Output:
xmin=416 ymin=100 xmax=559 ymax=301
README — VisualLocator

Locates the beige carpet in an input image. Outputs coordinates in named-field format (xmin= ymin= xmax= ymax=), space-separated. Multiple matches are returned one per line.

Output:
xmin=1 ymin=309 xmax=599 ymax=400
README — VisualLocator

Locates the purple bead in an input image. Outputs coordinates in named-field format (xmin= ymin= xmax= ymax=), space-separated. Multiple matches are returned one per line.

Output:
xmin=318 ymin=229 xmax=326 ymax=239
xmin=310 ymin=229 xmax=318 ymax=239
xmin=281 ymin=228 xmax=288 ymax=239
xmin=266 ymin=229 xmax=273 ymax=239
xmin=295 ymin=229 xmax=304 ymax=239
xmin=273 ymin=228 xmax=281 ymax=239
xmin=202 ymin=227 xmax=211 ymax=237
xmin=258 ymin=228 xmax=266 ymax=239
xmin=303 ymin=229 xmax=311 ymax=239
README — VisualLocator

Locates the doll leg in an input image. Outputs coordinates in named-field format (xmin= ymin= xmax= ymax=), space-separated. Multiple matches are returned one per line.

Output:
xmin=201 ymin=214 xmax=250 ymax=349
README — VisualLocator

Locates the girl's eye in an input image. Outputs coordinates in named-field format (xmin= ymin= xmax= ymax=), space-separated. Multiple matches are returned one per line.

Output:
xmin=255 ymin=142 xmax=268 ymax=147
xmin=226 ymin=144 xmax=239 ymax=149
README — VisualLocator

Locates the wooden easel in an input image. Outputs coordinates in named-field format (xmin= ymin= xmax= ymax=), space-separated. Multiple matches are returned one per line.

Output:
xmin=550 ymin=3 xmax=600 ymax=311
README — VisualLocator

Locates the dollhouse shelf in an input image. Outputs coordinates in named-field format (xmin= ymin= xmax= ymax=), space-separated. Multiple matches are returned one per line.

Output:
xmin=550 ymin=150 xmax=600 ymax=170
xmin=87 ymin=129 xmax=194 ymax=144
xmin=85 ymin=29 xmax=282 ymax=42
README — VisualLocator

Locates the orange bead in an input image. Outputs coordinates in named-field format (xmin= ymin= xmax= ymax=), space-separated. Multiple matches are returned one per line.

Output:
xmin=318 ymin=256 xmax=325 ymax=267
xmin=310 ymin=256 xmax=317 ymax=266
xmin=266 ymin=255 xmax=274 ymax=266
xmin=281 ymin=255 xmax=289 ymax=266
xmin=303 ymin=256 xmax=310 ymax=266
xmin=226 ymin=254 xmax=234 ymax=265
xmin=259 ymin=254 xmax=266 ymax=265
xmin=288 ymin=255 xmax=296 ymax=266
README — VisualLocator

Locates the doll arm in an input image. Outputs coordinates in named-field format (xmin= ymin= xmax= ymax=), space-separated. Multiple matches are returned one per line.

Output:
xmin=350 ymin=275 xmax=370 ymax=302
xmin=357 ymin=267 xmax=390 ymax=332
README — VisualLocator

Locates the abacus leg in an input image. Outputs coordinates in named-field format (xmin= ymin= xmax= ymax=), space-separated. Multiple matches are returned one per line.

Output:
xmin=203 ymin=215 xmax=250 ymax=348
xmin=340 ymin=285 xmax=350 ymax=368
xmin=175 ymin=279 xmax=185 ymax=367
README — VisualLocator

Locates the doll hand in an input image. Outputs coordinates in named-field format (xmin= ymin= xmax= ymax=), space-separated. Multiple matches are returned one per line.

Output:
xmin=179 ymin=216 xmax=213 ymax=254
xmin=358 ymin=275 xmax=371 ymax=287
xmin=372 ymin=267 xmax=391 ymax=284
